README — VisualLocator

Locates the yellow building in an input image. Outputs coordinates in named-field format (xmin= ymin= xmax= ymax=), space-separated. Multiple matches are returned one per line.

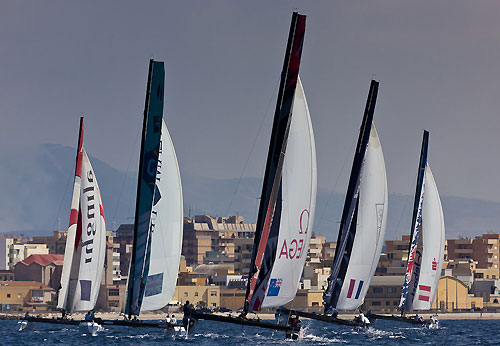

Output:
xmin=432 ymin=276 xmax=483 ymax=311
xmin=171 ymin=285 xmax=220 ymax=309
xmin=0 ymin=281 xmax=54 ymax=312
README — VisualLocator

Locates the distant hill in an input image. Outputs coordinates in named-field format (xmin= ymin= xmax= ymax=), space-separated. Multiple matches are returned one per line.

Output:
xmin=1 ymin=143 xmax=499 ymax=241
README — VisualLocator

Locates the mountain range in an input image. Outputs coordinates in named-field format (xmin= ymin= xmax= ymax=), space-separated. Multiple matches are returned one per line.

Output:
xmin=1 ymin=143 xmax=499 ymax=241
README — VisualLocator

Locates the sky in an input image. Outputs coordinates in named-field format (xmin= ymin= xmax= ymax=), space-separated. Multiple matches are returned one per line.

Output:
xmin=2 ymin=1 xmax=500 ymax=204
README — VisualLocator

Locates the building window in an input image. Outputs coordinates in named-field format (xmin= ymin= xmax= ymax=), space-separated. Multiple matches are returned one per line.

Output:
xmin=386 ymin=301 xmax=390 ymax=306
xmin=211 ymin=291 xmax=217 ymax=296
xmin=6 ymin=294 xmax=10 ymax=298
xmin=195 ymin=292 xmax=199 ymax=297
xmin=108 ymin=289 xmax=120 ymax=296
xmin=372 ymin=301 xmax=381 ymax=306
xmin=373 ymin=287 xmax=383 ymax=294
xmin=211 ymin=303 xmax=216 ymax=307
xmin=184 ymin=292 xmax=188 ymax=297
xmin=17 ymin=293 xmax=22 ymax=299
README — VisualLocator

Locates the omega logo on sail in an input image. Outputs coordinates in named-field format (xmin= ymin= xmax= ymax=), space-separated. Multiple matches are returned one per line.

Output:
xmin=82 ymin=169 xmax=96 ymax=264
xmin=278 ymin=209 xmax=309 ymax=260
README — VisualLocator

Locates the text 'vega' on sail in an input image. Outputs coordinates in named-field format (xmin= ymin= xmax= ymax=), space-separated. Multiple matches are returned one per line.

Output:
xmin=58 ymin=117 xmax=84 ymax=312
xmin=399 ymin=131 xmax=428 ymax=312
xmin=323 ymin=80 xmax=382 ymax=311
xmin=140 ymin=120 xmax=183 ymax=312
xmin=244 ymin=11 xmax=306 ymax=312
xmin=124 ymin=60 xmax=165 ymax=317
xmin=259 ymin=77 xmax=317 ymax=308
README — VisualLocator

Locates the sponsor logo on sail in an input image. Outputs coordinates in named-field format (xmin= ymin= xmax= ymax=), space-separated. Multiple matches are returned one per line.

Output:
xmin=267 ymin=278 xmax=283 ymax=296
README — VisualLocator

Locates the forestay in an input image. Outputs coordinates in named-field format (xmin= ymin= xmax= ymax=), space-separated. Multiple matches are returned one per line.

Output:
xmin=141 ymin=120 xmax=183 ymax=311
xmin=335 ymin=124 xmax=387 ymax=310
xmin=261 ymin=77 xmax=317 ymax=308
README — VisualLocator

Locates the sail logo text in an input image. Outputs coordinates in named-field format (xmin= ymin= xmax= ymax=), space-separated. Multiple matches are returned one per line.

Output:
xmin=82 ymin=169 xmax=96 ymax=264
xmin=278 ymin=209 xmax=309 ymax=260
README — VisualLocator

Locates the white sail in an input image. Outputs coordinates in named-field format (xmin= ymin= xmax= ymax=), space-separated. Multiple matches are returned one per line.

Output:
xmin=141 ymin=120 xmax=183 ymax=311
xmin=70 ymin=149 xmax=106 ymax=312
xmin=336 ymin=124 xmax=388 ymax=310
xmin=57 ymin=149 xmax=83 ymax=311
xmin=411 ymin=164 xmax=445 ymax=310
xmin=261 ymin=77 xmax=317 ymax=308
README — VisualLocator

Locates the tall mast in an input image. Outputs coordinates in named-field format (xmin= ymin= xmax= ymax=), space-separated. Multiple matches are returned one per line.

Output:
xmin=126 ymin=60 xmax=165 ymax=318
xmin=323 ymin=80 xmax=379 ymax=311
xmin=244 ymin=11 xmax=306 ymax=313
xmin=399 ymin=130 xmax=429 ymax=314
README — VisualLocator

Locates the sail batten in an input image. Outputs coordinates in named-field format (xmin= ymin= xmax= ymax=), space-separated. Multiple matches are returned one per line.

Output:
xmin=244 ymin=12 xmax=307 ymax=312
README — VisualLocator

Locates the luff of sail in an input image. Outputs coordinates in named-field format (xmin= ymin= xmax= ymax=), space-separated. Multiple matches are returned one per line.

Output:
xmin=58 ymin=117 xmax=84 ymax=311
xmin=260 ymin=77 xmax=317 ymax=308
xmin=71 ymin=148 xmax=106 ymax=312
xmin=323 ymin=80 xmax=380 ymax=311
xmin=141 ymin=120 xmax=183 ymax=311
xmin=334 ymin=124 xmax=387 ymax=310
xmin=399 ymin=131 xmax=428 ymax=312
xmin=124 ymin=60 xmax=165 ymax=317
xmin=244 ymin=11 xmax=306 ymax=312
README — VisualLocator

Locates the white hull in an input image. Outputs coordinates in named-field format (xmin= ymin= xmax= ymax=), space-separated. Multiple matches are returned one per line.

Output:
xmin=17 ymin=320 xmax=33 ymax=332
xmin=79 ymin=321 xmax=103 ymax=336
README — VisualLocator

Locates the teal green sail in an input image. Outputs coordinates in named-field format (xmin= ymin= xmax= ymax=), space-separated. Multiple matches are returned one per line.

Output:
xmin=124 ymin=60 xmax=165 ymax=317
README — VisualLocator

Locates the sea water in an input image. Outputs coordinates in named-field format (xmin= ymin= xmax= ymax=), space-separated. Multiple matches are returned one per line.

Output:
xmin=2 ymin=318 xmax=498 ymax=345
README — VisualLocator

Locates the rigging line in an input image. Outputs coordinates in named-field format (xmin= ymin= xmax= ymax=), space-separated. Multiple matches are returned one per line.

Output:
xmin=111 ymin=119 xmax=142 ymax=227
xmin=316 ymin=136 xmax=357 ymax=227
xmin=225 ymin=76 xmax=281 ymax=217
xmin=52 ymin=169 xmax=73 ymax=231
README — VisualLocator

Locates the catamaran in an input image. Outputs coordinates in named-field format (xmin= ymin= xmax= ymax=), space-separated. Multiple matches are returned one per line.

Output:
xmin=116 ymin=59 xmax=184 ymax=331
xmin=370 ymin=130 xmax=445 ymax=326
xmin=183 ymin=11 xmax=311 ymax=338
xmin=27 ymin=117 xmax=107 ymax=336
xmin=282 ymin=80 xmax=388 ymax=328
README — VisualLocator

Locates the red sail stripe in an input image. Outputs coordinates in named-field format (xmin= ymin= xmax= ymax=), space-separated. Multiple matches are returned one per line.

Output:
xmin=346 ymin=279 xmax=356 ymax=298
xmin=418 ymin=295 xmax=430 ymax=302
xmin=74 ymin=209 xmax=82 ymax=250
xmin=69 ymin=209 xmax=79 ymax=226
xmin=419 ymin=285 xmax=431 ymax=292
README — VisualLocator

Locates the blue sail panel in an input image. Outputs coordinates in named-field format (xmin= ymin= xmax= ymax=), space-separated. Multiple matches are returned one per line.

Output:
xmin=125 ymin=60 xmax=165 ymax=316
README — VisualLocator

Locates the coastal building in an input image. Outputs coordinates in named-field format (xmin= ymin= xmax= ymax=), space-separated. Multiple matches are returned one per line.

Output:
xmin=8 ymin=243 xmax=49 ymax=270
xmin=433 ymin=276 xmax=483 ymax=311
xmin=171 ymin=285 xmax=221 ymax=309
xmin=13 ymin=254 xmax=64 ymax=290
xmin=0 ymin=281 xmax=54 ymax=312
xmin=30 ymin=231 xmax=67 ymax=255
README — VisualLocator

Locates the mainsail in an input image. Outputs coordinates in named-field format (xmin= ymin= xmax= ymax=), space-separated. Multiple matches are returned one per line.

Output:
xmin=141 ymin=120 xmax=183 ymax=311
xmin=399 ymin=131 xmax=445 ymax=313
xmin=323 ymin=80 xmax=388 ymax=311
xmin=244 ymin=11 xmax=307 ymax=312
xmin=57 ymin=117 xmax=107 ymax=313
xmin=123 ymin=60 xmax=183 ymax=316
xmin=260 ymin=77 xmax=317 ymax=308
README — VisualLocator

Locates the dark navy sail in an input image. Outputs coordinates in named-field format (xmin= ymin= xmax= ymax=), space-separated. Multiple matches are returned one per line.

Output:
xmin=399 ymin=130 xmax=429 ymax=313
xmin=124 ymin=60 xmax=165 ymax=317
xmin=323 ymin=80 xmax=379 ymax=311
xmin=244 ymin=11 xmax=306 ymax=312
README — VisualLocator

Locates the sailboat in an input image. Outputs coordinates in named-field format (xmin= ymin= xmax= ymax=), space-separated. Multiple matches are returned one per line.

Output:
xmin=372 ymin=131 xmax=444 ymax=326
xmin=281 ymin=80 xmax=388 ymax=328
xmin=183 ymin=11 xmax=310 ymax=338
xmin=119 ymin=59 xmax=184 ymax=329
xmin=56 ymin=117 xmax=107 ymax=336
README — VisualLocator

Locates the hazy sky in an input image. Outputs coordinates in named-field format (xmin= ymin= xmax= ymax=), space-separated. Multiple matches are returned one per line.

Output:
xmin=2 ymin=1 xmax=500 ymax=204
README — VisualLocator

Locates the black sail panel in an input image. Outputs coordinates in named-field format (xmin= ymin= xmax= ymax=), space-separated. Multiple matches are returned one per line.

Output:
xmin=323 ymin=80 xmax=379 ymax=311
xmin=244 ymin=12 xmax=306 ymax=312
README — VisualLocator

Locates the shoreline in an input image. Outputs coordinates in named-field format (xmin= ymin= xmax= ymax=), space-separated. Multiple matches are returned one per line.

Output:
xmin=2 ymin=311 xmax=500 ymax=321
